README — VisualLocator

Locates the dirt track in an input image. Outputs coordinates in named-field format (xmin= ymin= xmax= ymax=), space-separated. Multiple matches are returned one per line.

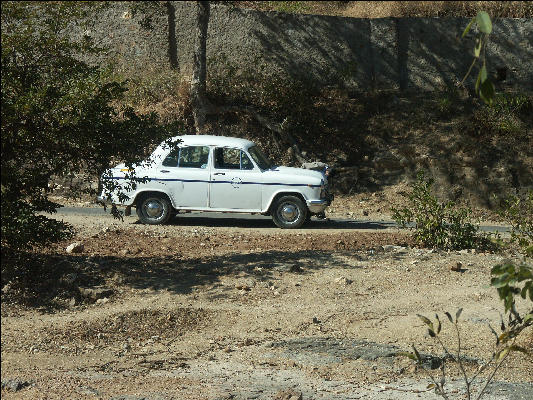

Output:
xmin=1 ymin=211 xmax=532 ymax=399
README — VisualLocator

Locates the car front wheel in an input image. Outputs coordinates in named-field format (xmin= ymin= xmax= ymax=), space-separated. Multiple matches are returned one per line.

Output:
xmin=272 ymin=195 xmax=308 ymax=229
xmin=136 ymin=194 xmax=172 ymax=225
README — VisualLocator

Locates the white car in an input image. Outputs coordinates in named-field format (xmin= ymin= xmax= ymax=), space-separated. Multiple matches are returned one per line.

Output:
xmin=98 ymin=135 xmax=332 ymax=228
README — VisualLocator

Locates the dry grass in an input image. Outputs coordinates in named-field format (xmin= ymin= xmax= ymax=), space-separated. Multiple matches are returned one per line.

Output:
xmin=234 ymin=1 xmax=533 ymax=18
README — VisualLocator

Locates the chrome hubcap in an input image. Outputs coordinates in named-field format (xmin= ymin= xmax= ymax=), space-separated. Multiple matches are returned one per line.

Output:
xmin=145 ymin=200 xmax=163 ymax=218
xmin=280 ymin=203 xmax=298 ymax=222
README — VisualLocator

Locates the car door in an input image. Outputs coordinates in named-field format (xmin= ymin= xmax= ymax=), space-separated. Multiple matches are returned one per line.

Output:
xmin=209 ymin=147 xmax=262 ymax=210
xmin=157 ymin=145 xmax=211 ymax=208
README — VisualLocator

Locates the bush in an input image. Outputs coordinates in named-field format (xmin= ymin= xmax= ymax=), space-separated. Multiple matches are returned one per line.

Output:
xmin=207 ymin=53 xmax=322 ymax=119
xmin=1 ymin=2 xmax=172 ymax=253
xmin=392 ymin=171 xmax=490 ymax=250
xmin=468 ymin=92 xmax=532 ymax=139
xmin=496 ymin=191 xmax=533 ymax=257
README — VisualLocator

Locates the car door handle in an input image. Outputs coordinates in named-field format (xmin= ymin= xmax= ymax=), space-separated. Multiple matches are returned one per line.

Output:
xmin=214 ymin=172 xmax=225 ymax=176
xmin=160 ymin=170 xmax=170 ymax=173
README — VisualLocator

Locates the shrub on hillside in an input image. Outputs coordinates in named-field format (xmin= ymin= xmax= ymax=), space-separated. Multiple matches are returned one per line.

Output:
xmin=497 ymin=191 xmax=533 ymax=257
xmin=392 ymin=171 xmax=492 ymax=250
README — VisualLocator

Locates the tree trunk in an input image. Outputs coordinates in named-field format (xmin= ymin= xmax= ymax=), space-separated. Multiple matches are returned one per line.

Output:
xmin=191 ymin=1 xmax=210 ymax=134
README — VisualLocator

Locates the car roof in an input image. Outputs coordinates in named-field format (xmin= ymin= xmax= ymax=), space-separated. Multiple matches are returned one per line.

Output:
xmin=174 ymin=135 xmax=256 ymax=149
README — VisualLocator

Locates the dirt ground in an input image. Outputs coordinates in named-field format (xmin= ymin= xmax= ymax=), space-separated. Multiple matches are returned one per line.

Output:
xmin=1 ymin=198 xmax=532 ymax=399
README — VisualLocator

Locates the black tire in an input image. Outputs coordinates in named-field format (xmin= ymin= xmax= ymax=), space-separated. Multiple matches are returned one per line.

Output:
xmin=271 ymin=195 xmax=308 ymax=229
xmin=136 ymin=194 xmax=172 ymax=225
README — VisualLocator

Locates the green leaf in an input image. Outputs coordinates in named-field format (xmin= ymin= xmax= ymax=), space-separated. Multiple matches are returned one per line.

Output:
xmin=462 ymin=17 xmax=476 ymax=38
xmin=509 ymin=345 xmax=529 ymax=355
xmin=480 ymin=79 xmax=495 ymax=105
xmin=474 ymin=38 xmax=482 ymax=58
xmin=455 ymin=308 xmax=463 ymax=322
xmin=413 ymin=345 xmax=422 ymax=362
xmin=480 ymin=64 xmax=488 ymax=83
xmin=491 ymin=273 xmax=511 ymax=288
xmin=427 ymin=383 xmax=436 ymax=389
xmin=475 ymin=69 xmax=482 ymax=93
xmin=417 ymin=314 xmax=433 ymax=329
xmin=497 ymin=348 xmax=509 ymax=361
xmin=428 ymin=329 xmax=436 ymax=337
xmin=476 ymin=11 xmax=492 ymax=34
xmin=445 ymin=312 xmax=453 ymax=323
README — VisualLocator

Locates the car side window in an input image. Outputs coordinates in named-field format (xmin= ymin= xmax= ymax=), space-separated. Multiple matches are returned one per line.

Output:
xmin=215 ymin=148 xmax=254 ymax=170
xmin=162 ymin=146 xmax=209 ymax=168
xmin=241 ymin=152 xmax=254 ymax=170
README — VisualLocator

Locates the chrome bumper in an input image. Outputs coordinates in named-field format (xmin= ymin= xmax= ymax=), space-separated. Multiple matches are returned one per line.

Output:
xmin=307 ymin=199 xmax=329 ymax=214
xmin=96 ymin=195 xmax=111 ymax=205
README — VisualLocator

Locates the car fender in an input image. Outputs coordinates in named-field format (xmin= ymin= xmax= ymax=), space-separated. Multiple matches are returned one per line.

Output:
xmin=263 ymin=189 xmax=309 ymax=213
xmin=132 ymin=189 xmax=176 ymax=208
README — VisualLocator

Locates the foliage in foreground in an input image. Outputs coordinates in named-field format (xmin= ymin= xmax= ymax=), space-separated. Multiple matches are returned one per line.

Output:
xmin=1 ymin=2 xmax=173 ymax=253
xmin=392 ymin=172 xmax=490 ymax=251
xmin=403 ymin=260 xmax=532 ymax=399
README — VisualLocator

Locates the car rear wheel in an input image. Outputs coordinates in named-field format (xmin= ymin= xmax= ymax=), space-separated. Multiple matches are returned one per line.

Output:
xmin=272 ymin=195 xmax=308 ymax=229
xmin=136 ymin=194 xmax=172 ymax=225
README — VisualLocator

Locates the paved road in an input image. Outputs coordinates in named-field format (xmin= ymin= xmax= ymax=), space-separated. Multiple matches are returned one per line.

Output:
xmin=55 ymin=207 xmax=511 ymax=233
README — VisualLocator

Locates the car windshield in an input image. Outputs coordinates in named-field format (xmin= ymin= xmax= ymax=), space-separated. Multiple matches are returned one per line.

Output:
xmin=248 ymin=145 xmax=274 ymax=170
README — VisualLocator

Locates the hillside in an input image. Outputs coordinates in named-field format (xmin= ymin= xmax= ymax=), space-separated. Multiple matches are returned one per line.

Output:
xmin=123 ymin=68 xmax=532 ymax=217
xmin=49 ymin=1 xmax=533 ymax=217
xmin=235 ymin=1 xmax=533 ymax=18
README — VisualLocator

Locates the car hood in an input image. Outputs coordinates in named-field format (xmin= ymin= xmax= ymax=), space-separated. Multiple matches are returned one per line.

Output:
xmin=263 ymin=166 xmax=325 ymax=185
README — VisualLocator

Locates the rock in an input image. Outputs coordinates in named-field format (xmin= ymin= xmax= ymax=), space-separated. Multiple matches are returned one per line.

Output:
xmin=382 ymin=245 xmax=407 ymax=252
xmin=2 ymin=282 xmax=13 ymax=295
xmin=66 ymin=242 xmax=84 ymax=254
xmin=335 ymin=276 xmax=353 ymax=285
xmin=119 ymin=249 xmax=130 ymax=256
xmin=273 ymin=389 xmax=303 ymax=400
xmin=77 ymin=385 xmax=100 ymax=396
xmin=79 ymin=286 xmax=114 ymax=301
xmin=289 ymin=264 xmax=302 ymax=273
xmin=95 ymin=297 xmax=109 ymax=305
xmin=450 ymin=261 xmax=462 ymax=272
xmin=1 ymin=378 xmax=31 ymax=392
xmin=275 ymin=264 xmax=303 ymax=273
xmin=235 ymin=280 xmax=254 ymax=291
